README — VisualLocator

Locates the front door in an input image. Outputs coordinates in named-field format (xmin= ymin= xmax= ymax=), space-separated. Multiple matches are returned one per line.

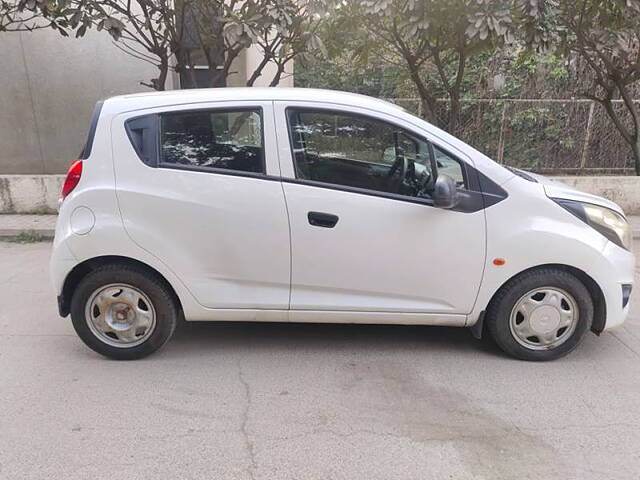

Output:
xmin=275 ymin=103 xmax=487 ymax=316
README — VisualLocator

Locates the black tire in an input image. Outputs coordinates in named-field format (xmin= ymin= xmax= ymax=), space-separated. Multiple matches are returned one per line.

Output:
xmin=70 ymin=264 xmax=178 ymax=360
xmin=486 ymin=268 xmax=593 ymax=361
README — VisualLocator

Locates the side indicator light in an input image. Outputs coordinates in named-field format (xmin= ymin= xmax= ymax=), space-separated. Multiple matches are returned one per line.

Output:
xmin=493 ymin=258 xmax=506 ymax=266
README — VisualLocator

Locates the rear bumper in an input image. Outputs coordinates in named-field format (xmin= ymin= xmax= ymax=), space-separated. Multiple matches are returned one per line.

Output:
xmin=50 ymin=234 xmax=77 ymax=318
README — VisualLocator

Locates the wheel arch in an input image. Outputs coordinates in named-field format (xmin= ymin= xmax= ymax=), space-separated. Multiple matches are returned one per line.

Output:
xmin=477 ymin=263 xmax=606 ymax=336
xmin=58 ymin=255 xmax=183 ymax=318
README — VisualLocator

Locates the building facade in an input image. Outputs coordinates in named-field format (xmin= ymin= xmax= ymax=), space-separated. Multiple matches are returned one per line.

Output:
xmin=0 ymin=27 xmax=292 ymax=175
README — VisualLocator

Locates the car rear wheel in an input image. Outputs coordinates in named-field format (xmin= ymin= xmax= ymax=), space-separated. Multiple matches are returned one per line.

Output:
xmin=486 ymin=268 xmax=593 ymax=361
xmin=70 ymin=264 xmax=178 ymax=360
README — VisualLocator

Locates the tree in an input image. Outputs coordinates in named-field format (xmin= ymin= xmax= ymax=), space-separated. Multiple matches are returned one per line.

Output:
xmin=64 ymin=0 xmax=326 ymax=91
xmin=555 ymin=0 xmax=640 ymax=174
xmin=0 ymin=0 xmax=70 ymax=32
xmin=244 ymin=0 xmax=327 ymax=87
xmin=63 ymin=0 xmax=193 ymax=91
xmin=295 ymin=11 xmax=410 ymax=98
xmin=334 ymin=0 xmax=524 ymax=135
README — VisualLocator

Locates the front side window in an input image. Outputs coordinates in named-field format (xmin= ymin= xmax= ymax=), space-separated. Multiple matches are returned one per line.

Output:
xmin=160 ymin=109 xmax=263 ymax=174
xmin=287 ymin=109 xmax=462 ymax=199
xmin=433 ymin=146 xmax=465 ymax=187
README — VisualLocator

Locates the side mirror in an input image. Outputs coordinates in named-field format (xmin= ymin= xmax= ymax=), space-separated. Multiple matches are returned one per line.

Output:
xmin=432 ymin=174 xmax=459 ymax=209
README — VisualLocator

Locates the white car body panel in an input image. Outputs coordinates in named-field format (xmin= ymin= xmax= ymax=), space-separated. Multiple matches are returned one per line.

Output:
xmin=110 ymin=101 xmax=290 ymax=310
xmin=273 ymin=101 xmax=486 ymax=315
xmin=281 ymin=181 xmax=485 ymax=314
xmin=49 ymin=87 xmax=634 ymax=334
xmin=469 ymin=176 xmax=634 ymax=328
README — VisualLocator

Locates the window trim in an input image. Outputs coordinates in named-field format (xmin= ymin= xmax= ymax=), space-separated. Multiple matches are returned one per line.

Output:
xmin=284 ymin=106 xmax=469 ymax=197
xmin=283 ymin=177 xmax=437 ymax=207
xmin=156 ymin=162 xmax=277 ymax=181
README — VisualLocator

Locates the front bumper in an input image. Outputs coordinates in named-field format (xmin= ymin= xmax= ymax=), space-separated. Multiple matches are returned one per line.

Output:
xmin=595 ymin=241 xmax=635 ymax=331
xmin=57 ymin=294 xmax=70 ymax=317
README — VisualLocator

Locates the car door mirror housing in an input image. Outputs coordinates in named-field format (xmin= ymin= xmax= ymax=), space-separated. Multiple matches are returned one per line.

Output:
xmin=432 ymin=174 xmax=459 ymax=209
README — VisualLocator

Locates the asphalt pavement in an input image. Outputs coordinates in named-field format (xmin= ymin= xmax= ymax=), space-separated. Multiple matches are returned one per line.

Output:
xmin=1 ymin=241 xmax=640 ymax=479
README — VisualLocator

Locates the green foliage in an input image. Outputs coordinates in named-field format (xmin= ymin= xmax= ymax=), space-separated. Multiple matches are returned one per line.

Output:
xmin=0 ymin=0 xmax=72 ymax=32
xmin=4 ymin=0 xmax=640 ymax=172
xmin=553 ymin=0 xmax=640 ymax=173
xmin=309 ymin=0 xmax=550 ymax=133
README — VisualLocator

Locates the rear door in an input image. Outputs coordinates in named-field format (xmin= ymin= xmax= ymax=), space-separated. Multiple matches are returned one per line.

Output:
xmin=111 ymin=101 xmax=290 ymax=310
xmin=274 ymin=101 xmax=487 ymax=317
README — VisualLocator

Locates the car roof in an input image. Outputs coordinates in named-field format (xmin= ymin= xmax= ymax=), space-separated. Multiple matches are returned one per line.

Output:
xmin=103 ymin=87 xmax=405 ymax=115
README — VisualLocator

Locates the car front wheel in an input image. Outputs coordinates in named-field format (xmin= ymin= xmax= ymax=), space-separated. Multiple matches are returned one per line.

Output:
xmin=486 ymin=268 xmax=594 ymax=361
xmin=70 ymin=264 xmax=178 ymax=360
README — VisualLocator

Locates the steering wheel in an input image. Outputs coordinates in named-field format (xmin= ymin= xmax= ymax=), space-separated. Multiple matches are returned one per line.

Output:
xmin=421 ymin=169 xmax=437 ymax=193
xmin=387 ymin=154 xmax=408 ymax=189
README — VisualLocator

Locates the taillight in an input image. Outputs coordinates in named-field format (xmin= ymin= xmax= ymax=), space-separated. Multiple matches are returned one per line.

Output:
xmin=61 ymin=160 xmax=83 ymax=200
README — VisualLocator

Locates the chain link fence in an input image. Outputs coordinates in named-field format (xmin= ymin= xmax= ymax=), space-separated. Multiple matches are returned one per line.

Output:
xmin=386 ymin=98 xmax=638 ymax=174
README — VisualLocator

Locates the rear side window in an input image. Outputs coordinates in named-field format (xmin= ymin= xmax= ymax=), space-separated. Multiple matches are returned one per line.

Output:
xmin=160 ymin=109 xmax=264 ymax=174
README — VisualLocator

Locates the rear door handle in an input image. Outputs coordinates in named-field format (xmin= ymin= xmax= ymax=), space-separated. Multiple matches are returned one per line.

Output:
xmin=308 ymin=211 xmax=339 ymax=228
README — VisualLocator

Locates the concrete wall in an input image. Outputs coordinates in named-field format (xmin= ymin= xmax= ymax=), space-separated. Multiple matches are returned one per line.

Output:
xmin=549 ymin=176 xmax=640 ymax=216
xmin=0 ymin=28 xmax=163 ymax=175
xmin=0 ymin=175 xmax=64 ymax=213
xmin=0 ymin=28 xmax=291 ymax=176
xmin=1 ymin=175 xmax=639 ymax=214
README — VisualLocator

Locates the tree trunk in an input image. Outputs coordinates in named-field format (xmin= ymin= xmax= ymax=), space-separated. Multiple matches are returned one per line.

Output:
xmin=632 ymin=136 xmax=640 ymax=176
xmin=184 ymin=51 xmax=199 ymax=88
xmin=269 ymin=63 xmax=287 ymax=87
xmin=448 ymin=91 xmax=461 ymax=137
xmin=600 ymin=88 xmax=640 ymax=175
xmin=156 ymin=56 xmax=169 ymax=91
xmin=247 ymin=55 xmax=271 ymax=86
xmin=406 ymin=65 xmax=439 ymax=126
xmin=211 ymin=69 xmax=226 ymax=88
xmin=618 ymin=86 xmax=640 ymax=176
xmin=448 ymin=47 xmax=466 ymax=137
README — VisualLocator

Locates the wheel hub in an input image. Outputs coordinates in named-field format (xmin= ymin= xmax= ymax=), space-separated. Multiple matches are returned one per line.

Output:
xmin=106 ymin=302 xmax=135 ymax=331
xmin=85 ymin=284 xmax=157 ymax=348
xmin=529 ymin=305 xmax=561 ymax=335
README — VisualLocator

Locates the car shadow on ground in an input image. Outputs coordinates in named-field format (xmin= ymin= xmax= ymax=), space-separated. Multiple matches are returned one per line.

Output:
xmin=165 ymin=319 xmax=506 ymax=359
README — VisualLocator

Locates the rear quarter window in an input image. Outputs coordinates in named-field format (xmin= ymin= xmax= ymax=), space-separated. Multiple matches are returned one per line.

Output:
xmin=79 ymin=101 xmax=104 ymax=159
xmin=159 ymin=108 xmax=264 ymax=174
xmin=124 ymin=107 xmax=265 ymax=175
xmin=125 ymin=114 xmax=159 ymax=166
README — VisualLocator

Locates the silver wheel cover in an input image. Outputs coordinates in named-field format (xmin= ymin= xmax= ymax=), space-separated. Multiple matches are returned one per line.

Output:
xmin=85 ymin=283 xmax=157 ymax=348
xmin=509 ymin=287 xmax=579 ymax=350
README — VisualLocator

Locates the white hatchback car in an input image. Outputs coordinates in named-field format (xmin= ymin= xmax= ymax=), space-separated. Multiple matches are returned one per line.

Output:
xmin=50 ymin=88 xmax=634 ymax=361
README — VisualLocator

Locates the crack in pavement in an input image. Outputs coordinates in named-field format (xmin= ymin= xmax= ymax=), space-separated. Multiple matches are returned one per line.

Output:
xmin=237 ymin=360 xmax=257 ymax=480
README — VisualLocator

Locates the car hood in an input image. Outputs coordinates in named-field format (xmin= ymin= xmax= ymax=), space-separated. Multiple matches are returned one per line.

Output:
xmin=521 ymin=170 xmax=626 ymax=217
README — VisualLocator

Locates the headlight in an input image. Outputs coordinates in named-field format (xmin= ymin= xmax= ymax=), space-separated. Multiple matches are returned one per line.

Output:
xmin=554 ymin=199 xmax=632 ymax=251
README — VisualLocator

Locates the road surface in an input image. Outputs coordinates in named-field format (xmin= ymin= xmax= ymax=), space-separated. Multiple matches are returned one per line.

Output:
xmin=1 ymin=241 xmax=639 ymax=479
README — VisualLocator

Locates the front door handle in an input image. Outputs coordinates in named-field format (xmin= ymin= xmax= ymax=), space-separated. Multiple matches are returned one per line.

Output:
xmin=308 ymin=211 xmax=339 ymax=228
